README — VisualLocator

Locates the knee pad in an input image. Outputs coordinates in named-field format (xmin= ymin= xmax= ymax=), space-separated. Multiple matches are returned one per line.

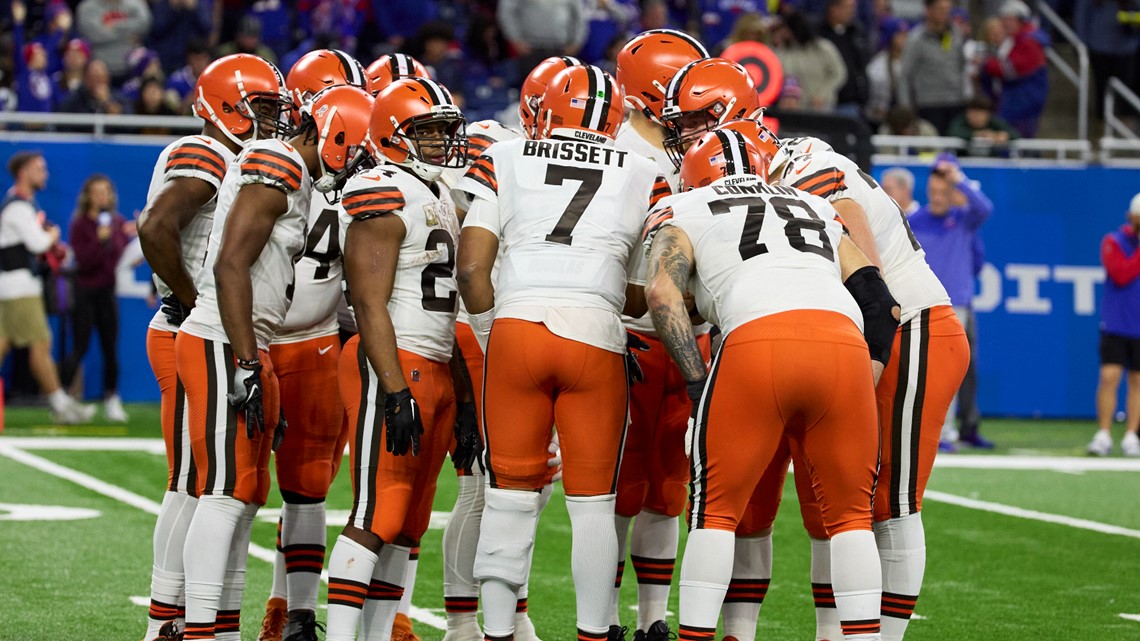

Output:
xmin=474 ymin=488 xmax=540 ymax=586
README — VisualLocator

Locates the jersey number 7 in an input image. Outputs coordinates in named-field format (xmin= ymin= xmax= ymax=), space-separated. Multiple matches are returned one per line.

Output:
xmin=544 ymin=164 xmax=604 ymax=246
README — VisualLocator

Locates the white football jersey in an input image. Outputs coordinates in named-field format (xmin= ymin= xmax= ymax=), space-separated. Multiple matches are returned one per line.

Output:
xmin=780 ymin=151 xmax=950 ymax=322
xmin=141 ymin=134 xmax=236 ymax=332
xmin=273 ymin=194 xmax=343 ymax=343
xmin=654 ymin=174 xmax=862 ymax=335
xmin=340 ymin=164 xmax=460 ymax=363
xmin=439 ymin=119 xmax=521 ymax=325
xmin=181 ymin=139 xmax=311 ymax=350
xmin=456 ymin=136 xmax=667 ymax=353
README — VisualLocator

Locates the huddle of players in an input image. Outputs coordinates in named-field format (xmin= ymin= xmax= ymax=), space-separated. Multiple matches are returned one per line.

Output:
xmin=133 ymin=27 xmax=968 ymax=641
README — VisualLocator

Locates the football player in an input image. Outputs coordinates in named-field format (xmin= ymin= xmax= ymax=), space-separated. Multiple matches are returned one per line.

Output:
xmin=659 ymin=58 xmax=762 ymax=169
xmin=256 ymin=51 xmax=371 ymax=641
xmin=765 ymin=138 xmax=969 ymax=641
xmin=323 ymin=77 xmax=468 ymax=641
xmin=137 ymin=53 xmax=285 ymax=641
xmin=433 ymin=56 xmax=580 ymax=641
xmin=366 ymin=53 xmax=430 ymax=95
xmin=175 ymin=84 xmax=372 ymax=641
xmin=644 ymin=129 xmax=898 ymax=641
xmin=454 ymin=64 xmax=668 ymax=641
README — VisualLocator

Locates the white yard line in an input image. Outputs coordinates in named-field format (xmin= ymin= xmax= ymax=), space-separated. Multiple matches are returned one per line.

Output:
xmin=1119 ymin=614 xmax=1140 ymax=623
xmin=923 ymin=490 xmax=1140 ymax=540
xmin=0 ymin=443 xmax=446 ymax=631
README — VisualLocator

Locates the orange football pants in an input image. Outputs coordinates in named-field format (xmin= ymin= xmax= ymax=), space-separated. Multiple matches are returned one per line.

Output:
xmin=688 ymin=310 xmax=878 ymax=536
xmin=269 ymin=334 xmax=348 ymax=500
xmin=175 ymin=332 xmax=278 ymax=505
xmin=339 ymin=336 xmax=456 ymax=543
xmin=616 ymin=331 xmax=711 ymax=518
xmin=146 ymin=328 xmax=197 ymax=496
xmin=482 ymin=319 xmax=627 ymax=496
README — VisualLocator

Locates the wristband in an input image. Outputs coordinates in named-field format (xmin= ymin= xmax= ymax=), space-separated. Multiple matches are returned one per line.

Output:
xmin=237 ymin=357 xmax=261 ymax=370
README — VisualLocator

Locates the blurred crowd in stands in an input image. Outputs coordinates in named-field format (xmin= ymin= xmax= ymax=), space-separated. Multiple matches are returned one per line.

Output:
xmin=0 ymin=0 xmax=1132 ymax=145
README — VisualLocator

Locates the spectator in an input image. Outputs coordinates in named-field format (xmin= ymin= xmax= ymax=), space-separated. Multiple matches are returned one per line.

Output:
xmin=15 ymin=42 xmax=56 ymax=112
xmin=11 ymin=0 xmax=72 ymax=76
xmin=947 ymin=95 xmax=1020 ymax=156
xmin=147 ymin=0 xmax=214 ymax=76
xmin=908 ymin=156 xmax=994 ymax=449
xmin=0 ymin=151 xmax=92 ymax=424
xmin=59 ymin=59 xmax=125 ymax=114
xmin=296 ymin=0 xmax=369 ymax=55
xmin=580 ymin=0 xmax=639 ymax=65
xmin=373 ymin=0 xmax=438 ymax=54
xmin=408 ymin=21 xmax=464 ymax=102
xmin=119 ymin=47 xmax=163 ymax=102
xmin=818 ymin=0 xmax=871 ymax=116
xmin=773 ymin=11 xmax=847 ymax=110
xmin=1074 ymin=0 xmax=1140 ymax=118
xmin=61 ymin=174 xmax=133 ymax=423
xmin=640 ymin=0 xmax=676 ymax=31
xmin=76 ymin=0 xmax=152 ymax=83
xmin=897 ymin=0 xmax=968 ymax=133
xmin=879 ymin=104 xmax=939 ymax=136
xmin=881 ymin=166 xmax=918 ymax=215
xmin=133 ymin=76 xmax=178 ymax=127
xmin=699 ymin=0 xmax=767 ymax=50
xmin=166 ymin=39 xmax=210 ymax=114
xmin=53 ymin=38 xmax=90 ymax=104
xmin=777 ymin=75 xmax=804 ymax=109
xmin=981 ymin=0 xmax=1048 ymax=137
xmin=967 ymin=16 xmax=1002 ymax=99
xmin=1088 ymin=193 xmax=1140 ymax=457
xmin=865 ymin=17 xmax=909 ymax=125
xmin=247 ymin=0 xmax=294 ymax=59
xmin=215 ymin=14 xmax=278 ymax=65
xmin=497 ymin=0 xmax=588 ymax=80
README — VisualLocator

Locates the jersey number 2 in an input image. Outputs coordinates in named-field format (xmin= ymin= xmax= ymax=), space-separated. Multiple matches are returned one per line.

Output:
xmin=544 ymin=164 xmax=604 ymax=246
xmin=421 ymin=229 xmax=457 ymax=312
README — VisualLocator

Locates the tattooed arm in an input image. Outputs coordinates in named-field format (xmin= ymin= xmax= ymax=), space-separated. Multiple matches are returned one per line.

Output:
xmin=645 ymin=226 xmax=707 ymax=383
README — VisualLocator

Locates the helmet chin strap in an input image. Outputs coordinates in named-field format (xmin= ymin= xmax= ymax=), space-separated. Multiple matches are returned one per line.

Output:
xmin=313 ymin=105 xmax=340 ymax=193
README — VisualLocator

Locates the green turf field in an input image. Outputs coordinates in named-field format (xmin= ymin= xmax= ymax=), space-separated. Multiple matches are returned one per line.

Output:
xmin=2 ymin=405 xmax=1139 ymax=640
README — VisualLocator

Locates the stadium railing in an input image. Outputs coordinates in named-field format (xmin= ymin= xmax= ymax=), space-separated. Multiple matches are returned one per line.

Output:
xmin=1037 ymin=0 xmax=1090 ymax=142
xmin=0 ymin=111 xmax=200 ymax=143
xmin=1100 ymin=77 xmax=1140 ymax=166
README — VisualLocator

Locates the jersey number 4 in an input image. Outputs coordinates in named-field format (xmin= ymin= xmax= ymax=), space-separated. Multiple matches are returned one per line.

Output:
xmin=715 ymin=196 xmax=835 ymax=262
xmin=544 ymin=164 xmax=604 ymax=246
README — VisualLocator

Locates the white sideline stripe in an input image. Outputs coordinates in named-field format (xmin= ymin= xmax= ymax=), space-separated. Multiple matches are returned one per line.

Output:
xmin=924 ymin=490 xmax=1140 ymax=540
xmin=1119 ymin=614 xmax=1140 ymax=623
xmin=0 ymin=444 xmax=447 ymax=631
xmin=0 ymin=436 xmax=167 ymax=454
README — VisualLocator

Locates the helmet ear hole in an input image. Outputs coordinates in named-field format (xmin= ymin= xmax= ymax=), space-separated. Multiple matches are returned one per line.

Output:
xmin=335 ymin=131 xmax=345 ymax=145
xmin=222 ymin=102 xmax=235 ymax=114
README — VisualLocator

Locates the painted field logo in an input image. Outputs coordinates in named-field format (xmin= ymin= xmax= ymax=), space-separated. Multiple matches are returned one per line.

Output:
xmin=0 ymin=502 xmax=101 ymax=521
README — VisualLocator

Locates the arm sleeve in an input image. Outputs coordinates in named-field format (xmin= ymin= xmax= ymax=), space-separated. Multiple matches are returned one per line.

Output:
xmin=8 ymin=203 xmax=54 ymax=253
xmin=956 ymin=178 xmax=993 ymax=230
xmin=462 ymin=195 xmax=502 ymax=236
xmin=1102 ymin=235 xmax=1140 ymax=287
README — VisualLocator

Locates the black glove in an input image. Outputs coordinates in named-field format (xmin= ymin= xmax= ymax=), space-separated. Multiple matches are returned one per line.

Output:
xmin=228 ymin=360 xmax=265 ymax=439
xmin=452 ymin=401 xmax=482 ymax=473
xmin=385 ymin=388 xmax=423 ymax=456
xmin=272 ymin=407 xmax=288 ymax=451
xmin=625 ymin=332 xmax=651 ymax=386
xmin=160 ymin=294 xmax=192 ymax=326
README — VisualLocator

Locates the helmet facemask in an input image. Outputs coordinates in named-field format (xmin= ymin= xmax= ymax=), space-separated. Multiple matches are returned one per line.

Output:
xmin=385 ymin=107 xmax=468 ymax=181
xmin=241 ymin=91 xmax=296 ymax=142
xmin=297 ymin=107 xmax=374 ymax=198
xmin=662 ymin=99 xmax=735 ymax=169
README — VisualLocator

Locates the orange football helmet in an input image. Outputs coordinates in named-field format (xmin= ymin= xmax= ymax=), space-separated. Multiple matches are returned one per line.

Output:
xmin=678 ymin=128 xmax=767 ymax=192
xmin=297 ymin=85 xmax=374 ymax=193
xmin=536 ymin=65 xmax=624 ymax=143
xmin=616 ymin=29 xmax=709 ymax=124
xmin=286 ymin=49 xmax=368 ymax=111
xmin=193 ymin=54 xmax=293 ymax=147
xmin=366 ymin=53 xmax=430 ymax=95
xmin=720 ymin=117 xmax=780 ymax=164
xmin=370 ymin=77 xmax=468 ymax=181
xmin=519 ymin=56 xmax=581 ymax=139
xmin=662 ymin=58 xmax=762 ymax=168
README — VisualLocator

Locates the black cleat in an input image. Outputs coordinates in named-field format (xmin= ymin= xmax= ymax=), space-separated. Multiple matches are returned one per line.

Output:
xmin=149 ymin=621 xmax=182 ymax=641
xmin=637 ymin=620 xmax=675 ymax=641
xmin=608 ymin=625 xmax=629 ymax=641
xmin=282 ymin=610 xmax=325 ymax=641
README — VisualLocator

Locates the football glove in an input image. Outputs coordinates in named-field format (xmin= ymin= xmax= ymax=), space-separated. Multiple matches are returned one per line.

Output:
xmin=159 ymin=294 xmax=192 ymax=327
xmin=684 ymin=377 xmax=707 ymax=459
xmin=385 ymin=388 xmax=423 ymax=457
xmin=272 ymin=407 xmax=288 ymax=451
xmin=625 ymin=332 xmax=651 ymax=386
xmin=546 ymin=431 xmax=563 ymax=483
xmin=452 ymin=401 xmax=482 ymax=473
xmin=228 ymin=360 xmax=265 ymax=439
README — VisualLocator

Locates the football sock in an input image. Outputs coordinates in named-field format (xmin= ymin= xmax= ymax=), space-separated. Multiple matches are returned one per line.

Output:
xmin=831 ymin=530 xmax=882 ymax=640
xmin=444 ymin=474 xmax=484 ymax=629
xmin=282 ymin=501 xmax=327 ymax=613
xmin=326 ymin=535 xmax=379 ymax=641
xmin=875 ymin=513 xmax=926 ymax=641
xmin=611 ymin=514 xmax=632 ymax=626
xmin=678 ymin=528 xmax=734 ymax=641
xmin=810 ymin=537 xmax=841 ymax=641
xmin=567 ymin=495 xmax=620 ymax=636
xmin=270 ymin=515 xmax=287 ymax=601
xmin=216 ymin=503 xmax=257 ymax=641
xmin=360 ymin=543 xmax=410 ymax=641
xmin=145 ymin=491 xmax=197 ymax=639
xmin=396 ymin=547 xmax=419 ymax=616
xmin=481 ymin=579 xmax=520 ymax=638
xmin=721 ymin=532 xmax=772 ymax=641
xmin=630 ymin=511 xmax=678 ymax=630
xmin=183 ymin=495 xmax=246 ymax=640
